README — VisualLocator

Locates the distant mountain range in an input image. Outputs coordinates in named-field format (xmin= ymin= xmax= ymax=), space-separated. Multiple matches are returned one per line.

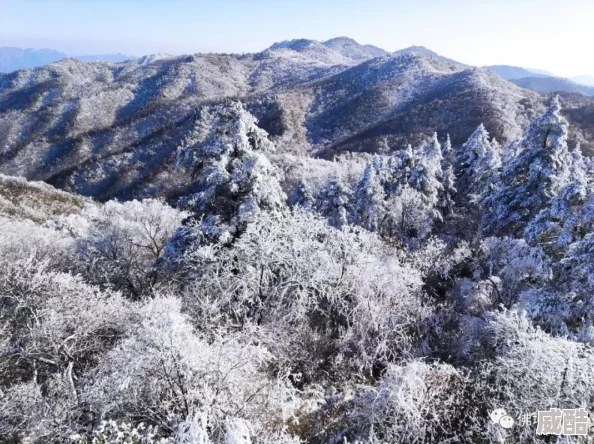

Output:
xmin=1 ymin=37 xmax=593 ymax=202
xmin=485 ymin=65 xmax=552 ymax=80
xmin=511 ymin=76 xmax=594 ymax=97
xmin=486 ymin=65 xmax=594 ymax=97
xmin=0 ymin=47 xmax=136 ymax=72
xmin=4 ymin=43 xmax=593 ymax=99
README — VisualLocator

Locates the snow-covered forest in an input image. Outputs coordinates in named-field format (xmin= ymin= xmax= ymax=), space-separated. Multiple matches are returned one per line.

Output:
xmin=2 ymin=94 xmax=594 ymax=444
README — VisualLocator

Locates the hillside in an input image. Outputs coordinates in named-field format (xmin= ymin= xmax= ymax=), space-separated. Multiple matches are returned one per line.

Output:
xmin=0 ymin=173 xmax=88 ymax=221
xmin=316 ymin=63 xmax=545 ymax=157
xmin=1 ymin=39 xmax=593 ymax=202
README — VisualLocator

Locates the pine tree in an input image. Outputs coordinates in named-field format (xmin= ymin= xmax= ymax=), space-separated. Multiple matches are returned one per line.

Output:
xmin=174 ymin=101 xmax=286 ymax=244
xmin=482 ymin=96 xmax=572 ymax=237
xmin=409 ymin=133 xmax=444 ymax=219
xmin=376 ymin=136 xmax=391 ymax=155
xmin=455 ymin=124 xmax=501 ymax=204
xmin=388 ymin=144 xmax=416 ymax=196
xmin=315 ymin=175 xmax=353 ymax=228
xmin=439 ymin=134 xmax=457 ymax=217
xmin=288 ymin=179 xmax=316 ymax=210
xmin=354 ymin=157 xmax=387 ymax=232
xmin=526 ymin=146 xmax=591 ymax=251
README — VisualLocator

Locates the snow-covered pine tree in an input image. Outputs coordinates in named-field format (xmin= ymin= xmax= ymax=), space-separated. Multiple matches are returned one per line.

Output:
xmin=439 ymin=134 xmax=457 ymax=217
xmin=526 ymin=145 xmax=591 ymax=253
xmin=387 ymin=144 xmax=416 ymax=197
xmin=315 ymin=174 xmax=353 ymax=228
xmin=482 ymin=96 xmax=572 ymax=237
xmin=376 ymin=136 xmax=391 ymax=155
xmin=173 ymin=101 xmax=286 ymax=245
xmin=455 ymin=124 xmax=501 ymax=204
xmin=409 ymin=133 xmax=444 ymax=219
xmin=288 ymin=179 xmax=316 ymax=210
xmin=354 ymin=156 xmax=387 ymax=232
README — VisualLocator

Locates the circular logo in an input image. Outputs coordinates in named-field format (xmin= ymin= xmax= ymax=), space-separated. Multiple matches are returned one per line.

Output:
xmin=490 ymin=409 xmax=515 ymax=429
xmin=490 ymin=408 xmax=507 ymax=424
xmin=499 ymin=415 xmax=515 ymax=429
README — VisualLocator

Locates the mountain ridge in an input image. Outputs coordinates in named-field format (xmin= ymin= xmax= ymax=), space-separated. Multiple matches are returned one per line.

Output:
xmin=394 ymin=45 xmax=468 ymax=69
xmin=1 ymin=40 xmax=593 ymax=202
xmin=486 ymin=65 xmax=552 ymax=80
xmin=511 ymin=76 xmax=594 ymax=97
xmin=0 ymin=46 xmax=137 ymax=72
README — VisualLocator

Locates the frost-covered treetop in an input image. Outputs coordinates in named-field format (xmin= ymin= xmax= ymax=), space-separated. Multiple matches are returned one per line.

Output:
xmin=483 ymin=96 xmax=572 ymax=236
xmin=178 ymin=101 xmax=274 ymax=166
xmin=174 ymin=101 xmax=285 ymax=245
xmin=503 ymin=96 xmax=571 ymax=193
xmin=503 ymin=95 xmax=571 ymax=189
xmin=409 ymin=133 xmax=443 ymax=209
xmin=421 ymin=132 xmax=443 ymax=170
xmin=456 ymin=123 xmax=501 ymax=202
xmin=354 ymin=157 xmax=387 ymax=231
xmin=460 ymin=124 xmax=492 ymax=167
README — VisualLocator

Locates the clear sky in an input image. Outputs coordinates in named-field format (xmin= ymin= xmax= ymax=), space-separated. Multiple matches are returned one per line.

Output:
xmin=1 ymin=0 xmax=592 ymax=77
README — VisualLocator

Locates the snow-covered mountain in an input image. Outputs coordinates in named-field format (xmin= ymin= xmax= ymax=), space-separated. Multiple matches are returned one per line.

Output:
xmin=325 ymin=65 xmax=546 ymax=157
xmin=394 ymin=45 xmax=467 ymax=69
xmin=0 ymin=47 xmax=67 ymax=72
xmin=3 ymin=38 xmax=594 ymax=443
xmin=487 ymin=65 xmax=594 ymax=97
xmin=73 ymin=53 xmax=136 ymax=63
xmin=0 ymin=47 xmax=136 ymax=72
xmin=511 ymin=76 xmax=594 ymax=97
xmin=0 ymin=39 xmax=593 ymax=201
xmin=322 ymin=36 xmax=389 ymax=61
xmin=267 ymin=37 xmax=389 ymax=65
xmin=486 ymin=65 xmax=552 ymax=80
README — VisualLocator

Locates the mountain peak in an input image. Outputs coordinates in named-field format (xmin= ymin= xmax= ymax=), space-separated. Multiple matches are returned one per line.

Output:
xmin=323 ymin=36 xmax=359 ymax=45
xmin=269 ymin=39 xmax=319 ymax=52
xmin=394 ymin=46 xmax=467 ymax=69
xmin=267 ymin=37 xmax=388 ymax=64
xmin=323 ymin=37 xmax=388 ymax=62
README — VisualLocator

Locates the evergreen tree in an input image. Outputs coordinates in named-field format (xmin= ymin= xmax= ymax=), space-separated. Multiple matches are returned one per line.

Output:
xmin=376 ymin=136 xmax=391 ymax=155
xmin=439 ymin=134 xmax=457 ymax=217
xmin=456 ymin=124 xmax=501 ymax=204
xmin=482 ymin=96 xmax=572 ymax=237
xmin=315 ymin=175 xmax=353 ymax=228
xmin=354 ymin=157 xmax=387 ymax=232
xmin=410 ymin=133 xmax=444 ymax=219
xmin=526 ymin=145 xmax=590 ymax=253
xmin=174 ymin=101 xmax=286 ymax=244
xmin=288 ymin=179 xmax=316 ymax=210
xmin=388 ymin=144 xmax=416 ymax=196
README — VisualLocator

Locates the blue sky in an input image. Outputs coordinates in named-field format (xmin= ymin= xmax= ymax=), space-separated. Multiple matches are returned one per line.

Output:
xmin=1 ymin=0 xmax=592 ymax=77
